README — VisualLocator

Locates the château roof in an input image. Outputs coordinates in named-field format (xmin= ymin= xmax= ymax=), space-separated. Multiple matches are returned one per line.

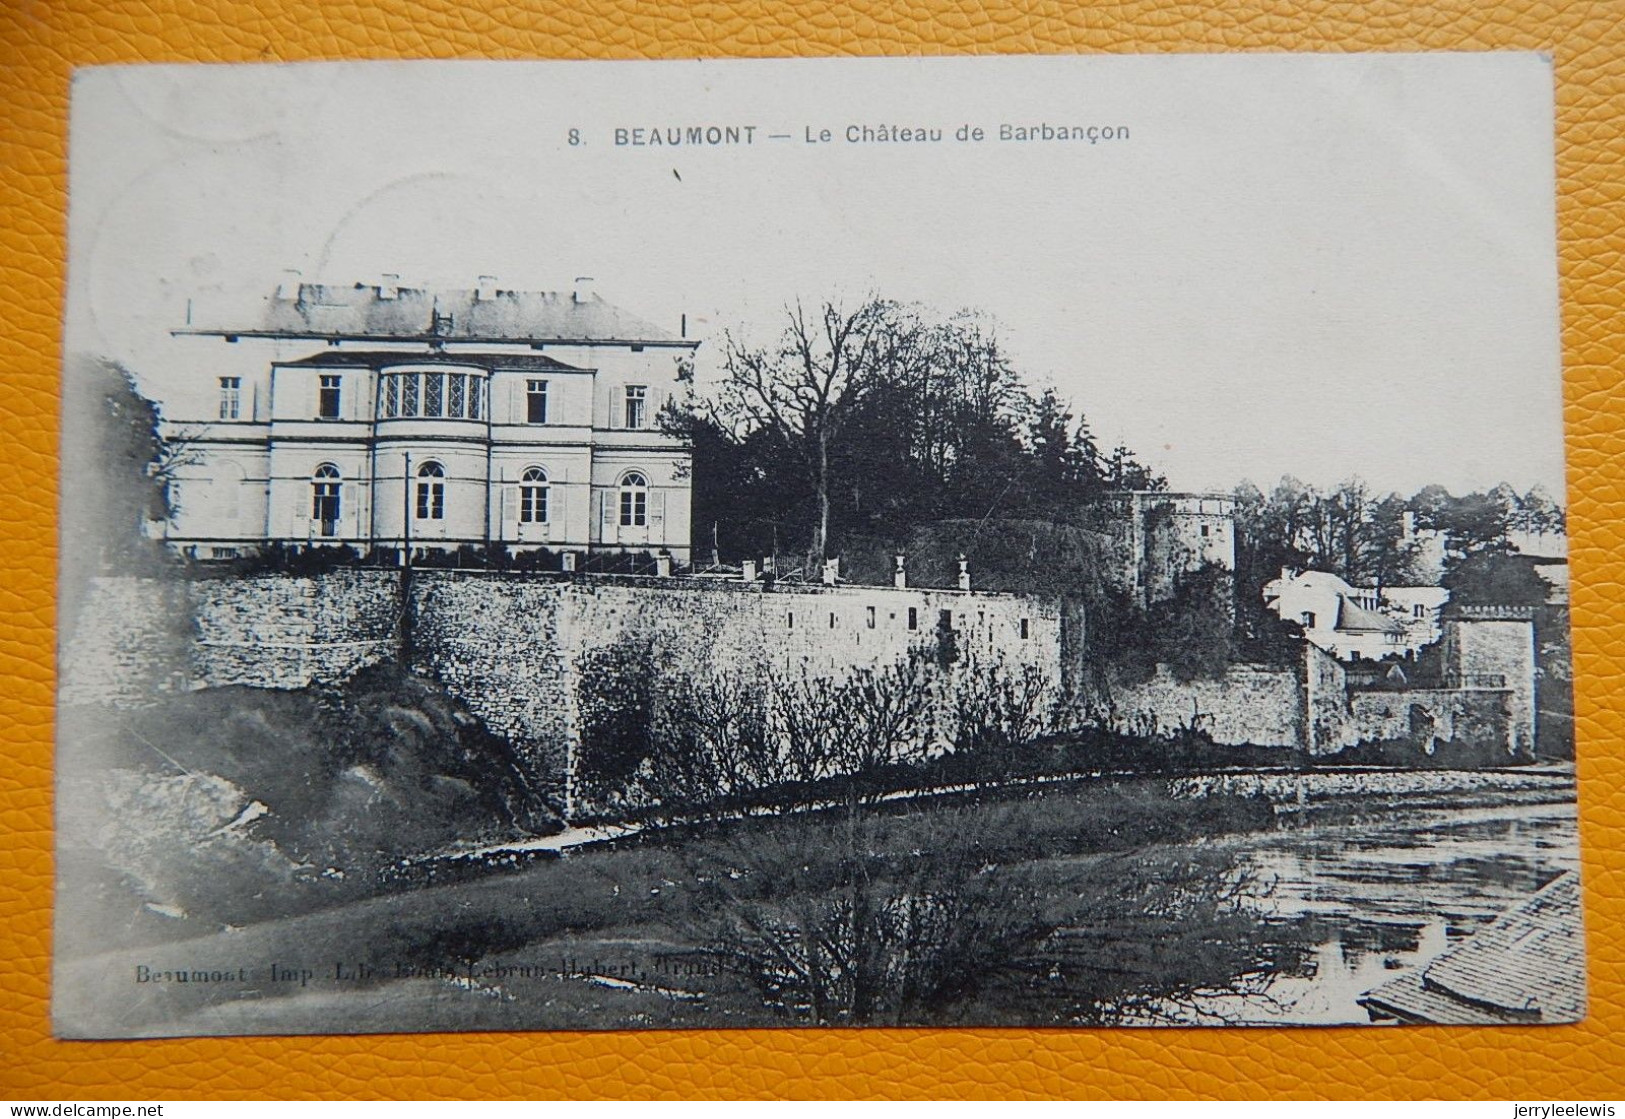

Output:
xmin=1335 ymin=597 xmax=1406 ymax=634
xmin=179 ymin=282 xmax=694 ymax=348
xmin=277 ymin=350 xmax=590 ymax=372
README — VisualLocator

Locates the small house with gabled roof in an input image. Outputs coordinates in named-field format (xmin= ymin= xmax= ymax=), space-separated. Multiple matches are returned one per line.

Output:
xmin=1262 ymin=567 xmax=1449 ymax=662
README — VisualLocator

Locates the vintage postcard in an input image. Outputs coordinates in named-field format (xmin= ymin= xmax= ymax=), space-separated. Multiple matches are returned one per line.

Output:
xmin=53 ymin=54 xmax=1580 ymax=1037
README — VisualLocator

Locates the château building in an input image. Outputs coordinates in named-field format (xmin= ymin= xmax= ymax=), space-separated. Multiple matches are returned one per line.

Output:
xmin=163 ymin=276 xmax=696 ymax=564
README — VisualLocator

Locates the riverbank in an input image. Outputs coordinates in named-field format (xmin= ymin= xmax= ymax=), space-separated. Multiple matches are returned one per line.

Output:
xmin=1171 ymin=765 xmax=1575 ymax=812
xmin=424 ymin=763 xmax=1576 ymax=874
xmin=55 ymin=766 xmax=1576 ymax=1036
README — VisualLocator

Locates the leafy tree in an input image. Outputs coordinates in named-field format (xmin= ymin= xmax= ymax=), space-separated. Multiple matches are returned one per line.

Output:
xmin=1361 ymin=494 xmax=1422 ymax=593
xmin=1439 ymin=490 xmax=1513 ymax=557
xmin=1103 ymin=443 xmax=1164 ymax=492
xmin=60 ymin=355 xmax=173 ymax=571
xmin=1409 ymin=483 xmax=1454 ymax=530
xmin=660 ymin=404 xmax=795 ymax=567
xmin=59 ymin=355 xmax=181 ymax=634
xmin=1326 ymin=478 xmax=1370 ymax=579
xmin=1261 ymin=476 xmax=1314 ymax=565
xmin=1516 ymin=483 xmax=1567 ymax=535
xmin=1024 ymin=387 xmax=1105 ymax=508
xmin=1442 ymin=551 xmax=1550 ymax=607
xmin=1147 ymin=564 xmax=1236 ymax=682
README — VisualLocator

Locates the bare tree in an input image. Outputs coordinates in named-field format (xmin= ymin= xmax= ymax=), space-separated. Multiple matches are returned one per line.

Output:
xmin=949 ymin=656 xmax=1054 ymax=777
xmin=771 ymin=671 xmax=846 ymax=787
xmin=827 ymin=655 xmax=936 ymax=799
xmin=637 ymin=673 xmax=777 ymax=817
xmin=716 ymin=299 xmax=901 ymax=560
xmin=678 ymin=804 xmax=1063 ymax=1026
xmin=649 ymin=675 xmax=774 ymax=807
xmin=1327 ymin=477 xmax=1370 ymax=579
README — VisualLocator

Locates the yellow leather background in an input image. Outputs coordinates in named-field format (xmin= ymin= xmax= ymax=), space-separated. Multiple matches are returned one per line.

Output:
xmin=3 ymin=0 xmax=1622 ymax=1100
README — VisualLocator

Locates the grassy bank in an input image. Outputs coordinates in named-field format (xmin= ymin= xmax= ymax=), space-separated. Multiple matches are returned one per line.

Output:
xmin=59 ymin=776 xmax=1289 ymax=1035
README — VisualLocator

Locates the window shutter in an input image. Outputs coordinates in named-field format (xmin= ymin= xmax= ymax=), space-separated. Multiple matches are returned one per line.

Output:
xmin=650 ymin=490 xmax=666 ymax=540
xmin=596 ymin=490 xmax=613 ymax=545
xmin=341 ymin=483 xmax=356 ymax=535
xmin=504 ymin=379 xmax=517 ymax=425
xmin=501 ymin=485 xmax=516 ymax=533
xmin=492 ymin=465 xmax=507 ymax=542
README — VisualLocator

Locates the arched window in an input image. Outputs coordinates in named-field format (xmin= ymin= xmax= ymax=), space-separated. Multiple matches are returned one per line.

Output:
xmin=519 ymin=466 xmax=549 ymax=524
xmin=619 ymin=471 xmax=648 ymax=527
xmin=311 ymin=463 xmax=341 ymax=536
xmin=415 ymin=461 xmax=445 ymax=520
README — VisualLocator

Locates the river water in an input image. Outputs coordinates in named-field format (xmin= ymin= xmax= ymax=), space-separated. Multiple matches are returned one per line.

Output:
xmin=1188 ymin=797 xmax=1581 ymax=1025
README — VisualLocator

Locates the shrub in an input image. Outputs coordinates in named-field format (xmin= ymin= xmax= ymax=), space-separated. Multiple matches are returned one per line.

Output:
xmin=944 ymin=656 xmax=1053 ymax=779
xmin=675 ymin=789 xmax=1287 ymax=1026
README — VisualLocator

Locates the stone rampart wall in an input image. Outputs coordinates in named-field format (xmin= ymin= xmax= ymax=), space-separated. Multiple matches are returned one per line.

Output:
xmin=191 ymin=570 xmax=400 ymax=689
xmin=60 ymin=571 xmax=1532 ymax=810
xmin=408 ymin=572 xmax=1064 ymax=805
xmin=62 ymin=571 xmax=1062 ymax=811
xmin=1348 ymin=687 xmax=1515 ymax=755
xmin=58 ymin=578 xmax=194 ymax=707
xmin=59 ymin=571 xmax=399 ymax=705
xmin=1099 ymin=662 xmax=1303 ymax=749
xmin=1305 ymin=642 xmax=1351 ymax=754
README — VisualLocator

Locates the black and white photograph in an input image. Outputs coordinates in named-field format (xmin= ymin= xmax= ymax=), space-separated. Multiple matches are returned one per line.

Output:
xmin=53 ymin=54 xmax=1581 ymax=1037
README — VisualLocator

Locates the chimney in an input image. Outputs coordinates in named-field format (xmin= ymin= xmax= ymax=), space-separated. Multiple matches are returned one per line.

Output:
xmin=378 ymin=273 xmax=400 ymax=300
xmin=893 ymin=553 xmax=907 ymax=590
xmin=957 ymin=554 xmax=971 ymax=592
xmin=275 ymin=269 xmax=302 ymax=301
xmin=822 ymin=558 xmax=840 ymax=586
xmin=741 ymin=558 xmax=757 ymax=582
xmin=573 ymin=276 xmax=595 ymax=304
xmin=1402 ymin=510 xmax=1416 ymax=537
xmin=655 ymin=550 xmax=673 ymax=578
xmin=476 ymin=275 xmax=498 ymax=301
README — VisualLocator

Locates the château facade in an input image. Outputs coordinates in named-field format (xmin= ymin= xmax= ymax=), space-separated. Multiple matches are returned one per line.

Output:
xmin=164 ymin=277 xmax=696 ymax=564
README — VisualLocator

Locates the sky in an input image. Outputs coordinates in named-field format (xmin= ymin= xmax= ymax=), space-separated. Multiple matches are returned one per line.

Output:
xmin=63 ymin=53 xmax=1566 ymax=498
